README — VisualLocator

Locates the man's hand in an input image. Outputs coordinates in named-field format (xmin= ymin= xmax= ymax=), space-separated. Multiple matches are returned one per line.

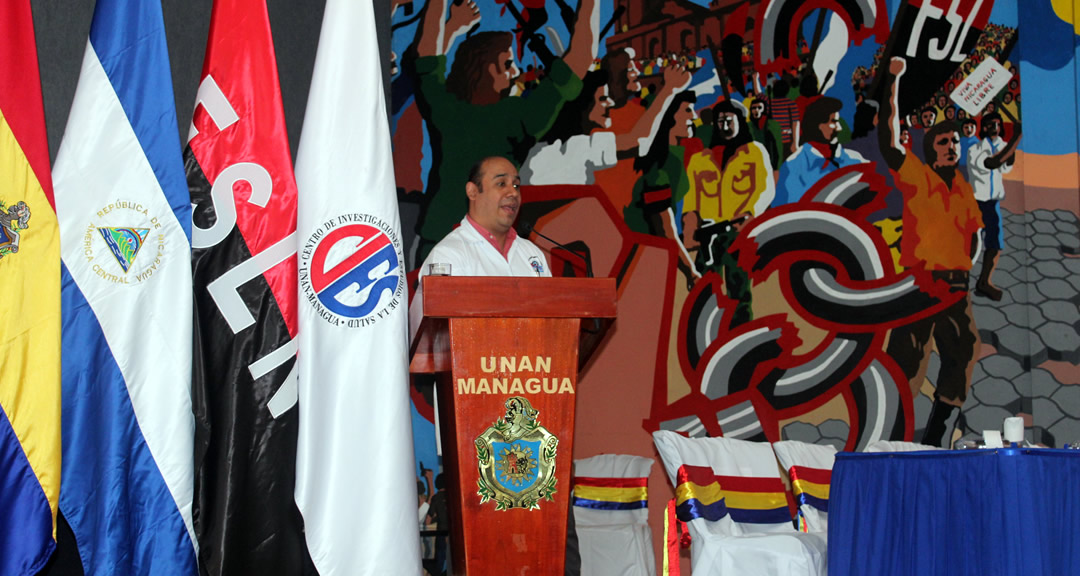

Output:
xmin=889 ymin=56 xmax=906 ymax=77
xmin=662 ymin=63 xmax=692 ymax=93
xmin=732 ymin=212 xmax=752 ymax=232
xmin=623 ymin=63 xmax=690 ymax=152
xmin=446 ymin=0 xmax=481 ymax=43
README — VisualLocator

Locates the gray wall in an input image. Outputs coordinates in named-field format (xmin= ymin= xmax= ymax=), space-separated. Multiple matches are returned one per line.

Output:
xmin=32 ymin=0 xmax=391 ymax=164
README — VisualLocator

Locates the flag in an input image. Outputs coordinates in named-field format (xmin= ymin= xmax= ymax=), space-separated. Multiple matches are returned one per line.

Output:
xmin=0 ymin=2 xmax=61 ymax=575
xmin=689 ymin=48 xmax=725 ymax=110
xmin=871 ymin=0 xmax=998 ymax=115
xmin=52 ymin=0 xmax=198 ymax=574
xmin=186 ymin=0 xmax=314 ymax=573
xmin=294 ymin=1 xmax=420 ymax=573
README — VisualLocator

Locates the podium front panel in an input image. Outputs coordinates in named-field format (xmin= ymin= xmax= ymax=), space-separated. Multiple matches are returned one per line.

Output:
xmin=440 ymin=316 xmax=580 ymax=576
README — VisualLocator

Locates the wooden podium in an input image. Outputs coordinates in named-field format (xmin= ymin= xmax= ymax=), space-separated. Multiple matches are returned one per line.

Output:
xmin=410 ymin=276 xmax=616 ymax=575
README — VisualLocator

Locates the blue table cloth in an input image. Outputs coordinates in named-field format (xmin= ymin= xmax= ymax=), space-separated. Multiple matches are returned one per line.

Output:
xmin=828 ymin=448 xmax=1080 ymax=576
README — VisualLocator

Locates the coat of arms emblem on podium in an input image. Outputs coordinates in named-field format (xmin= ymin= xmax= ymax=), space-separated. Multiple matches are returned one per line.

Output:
xmin=474 ymin=396 xmax=558 ymax=511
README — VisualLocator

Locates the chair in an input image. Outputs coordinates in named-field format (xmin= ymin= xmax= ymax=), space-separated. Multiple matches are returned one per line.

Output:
xmin=864 ymin=440 xmax=942 ymax=452
xmin=572 ymin=454 xmax=656 ymax=576
xmin=771 ymin=441 xmax=836 ymax=534
xmin=652 ymin=431 xmax=827 ymax=575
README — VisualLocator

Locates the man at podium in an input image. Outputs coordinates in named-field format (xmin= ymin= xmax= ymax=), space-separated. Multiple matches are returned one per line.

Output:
xmin=407 ymin=155 xmax=586 ymax=574
xmin=410 ymin=155 xmax=552 ymax=338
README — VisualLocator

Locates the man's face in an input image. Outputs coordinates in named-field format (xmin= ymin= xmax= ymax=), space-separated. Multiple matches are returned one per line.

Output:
xmin=467 ymin=157 xmax=521 ymax=236
xmin=931 ymin=131 xmax=960 ymax=169
xmin=983 ymin=118 xmax=1002 ymax=138
xmin=588 ymin=85 xmax=614 ymax=129
xmin=900 ymin=128 xmax=910 ymax=145
xmin=489 ymin=49 xmax=520 ymax=96
xmin=921 ymin=110 xmax=936 ymax=127
xmin=715 ymin=111 xmax=740 ymax=141
xmin=962 ymin=122 xmax=977 ymax=138
xmin=936 ymin=95 xmax=947 ymax=108
xmin=672 ymin=103 xmax=696 ymax=139
xmin=750 ymin=102 xmax=765 ymax=119
xmin=626 ymin=60 xmax=641 ymax=93
xmin=818 ymin=112 xmax=842 ymax=144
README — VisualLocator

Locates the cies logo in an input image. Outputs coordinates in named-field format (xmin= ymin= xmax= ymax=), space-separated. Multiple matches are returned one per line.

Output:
xmin=299 ymin=214 xmax=405 ymax=328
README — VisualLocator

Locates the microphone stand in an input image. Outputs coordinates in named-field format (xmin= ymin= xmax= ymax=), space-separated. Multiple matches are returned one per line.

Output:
xmin=521 ymin=223 xmax=593 ymax=278
xmin=520 ymin=222 xmax=602 ymax=334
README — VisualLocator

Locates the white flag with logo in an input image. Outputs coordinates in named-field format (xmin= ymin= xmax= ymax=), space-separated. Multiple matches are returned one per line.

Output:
xmin=293 ymin=1 xmax=420 ymax=574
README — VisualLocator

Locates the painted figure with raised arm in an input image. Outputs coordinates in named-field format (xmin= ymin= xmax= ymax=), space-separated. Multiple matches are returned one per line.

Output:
xmin=412 ymin=0 xmax=599 ymax=262
xmin=879 ymin=57 xmax=983 ymax=448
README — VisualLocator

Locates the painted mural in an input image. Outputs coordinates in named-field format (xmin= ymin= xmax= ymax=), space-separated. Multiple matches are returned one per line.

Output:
xmin=392 ymin=0 xmax=1080 ymax=564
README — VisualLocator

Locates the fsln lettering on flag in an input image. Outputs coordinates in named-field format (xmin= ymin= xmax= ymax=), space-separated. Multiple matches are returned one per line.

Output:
xmin=187 ymin=0 xmax=314 ymax=573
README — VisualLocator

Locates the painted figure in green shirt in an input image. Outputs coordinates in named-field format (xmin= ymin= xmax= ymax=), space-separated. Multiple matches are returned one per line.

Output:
xmin=411 ymin=0 xmax=599 ymax=262
xmin=628 ymin=90 xmax=699 ymax=288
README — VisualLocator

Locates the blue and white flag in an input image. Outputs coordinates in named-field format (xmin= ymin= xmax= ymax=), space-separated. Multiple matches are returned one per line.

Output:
xmin=690 ymin=48 xmax=725 ymax=110
xmin=294 ymin=1 xmax=420 ymax=574
xmin=52 ymin=0 xmax=197 ymax=574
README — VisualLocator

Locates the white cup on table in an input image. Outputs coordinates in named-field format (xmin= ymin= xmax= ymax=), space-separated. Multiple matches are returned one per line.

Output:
xmin=1003 ymin=417 xmax=1024 ymax=445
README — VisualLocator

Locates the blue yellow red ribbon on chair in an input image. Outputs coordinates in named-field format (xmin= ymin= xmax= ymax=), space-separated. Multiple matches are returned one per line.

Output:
xmin=572 ymin=476 xmax=649 ymax=510
xmin=789 ymin=465 xmax=830 ymax=512
xmin=674 ymin=465 xmax=790 ymax=524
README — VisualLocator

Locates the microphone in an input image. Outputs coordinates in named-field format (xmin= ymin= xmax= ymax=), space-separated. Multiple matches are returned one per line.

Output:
xmin=519 ymin=221 xmax=603 ymax=335
xmin=519 ymin=221 xmax=593 ymax=278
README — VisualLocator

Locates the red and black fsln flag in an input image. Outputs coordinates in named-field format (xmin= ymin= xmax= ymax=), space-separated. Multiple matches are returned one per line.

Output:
xmin=876 ymin=0 xmax=1001 ymax=115
xmin=186 ymin=1 xmax=314 ymax=574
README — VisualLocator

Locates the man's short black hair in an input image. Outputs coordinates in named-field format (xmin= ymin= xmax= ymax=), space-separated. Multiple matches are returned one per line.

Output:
xmin=466 ymin=156 xmax=515 ymax=189
xmin=979 ymin=112 xmax=1004 ymax=139
xmin=800 ymin=97 xmax=843 ymax=145
xmin=923 ymin=121 xmax=960 ymax=165
xmin=980 ymin=112 xmax=1003 ymax=129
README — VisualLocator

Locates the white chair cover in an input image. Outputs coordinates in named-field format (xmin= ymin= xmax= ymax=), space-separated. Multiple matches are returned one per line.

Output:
xmin=572 ymin=454 xmax=656 ymax=576
xmin=864 ymin=440 xmax=942 ymax=452
xmin=652 ymin=431 xmax=827 ymax=576
xmin=771 ymin=441 xmax=836 ymax=534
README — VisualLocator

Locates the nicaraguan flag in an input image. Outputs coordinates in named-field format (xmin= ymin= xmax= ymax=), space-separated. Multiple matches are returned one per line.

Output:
xmin=52 ymin=0 xmax=197 ymax=574
xmin=294 ymin=0 xmax=421 ymax=573
xmin=0 ymin=2 xmax=61 ymax=575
